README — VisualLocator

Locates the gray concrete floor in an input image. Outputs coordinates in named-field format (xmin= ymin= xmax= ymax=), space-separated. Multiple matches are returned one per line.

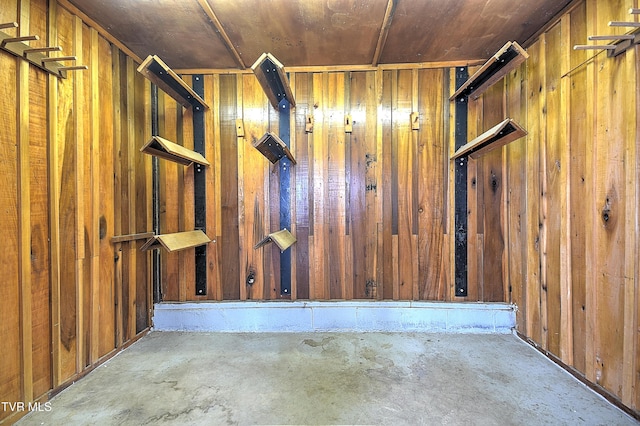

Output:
xmin=19 ymin=332 xmax=636 ymax=425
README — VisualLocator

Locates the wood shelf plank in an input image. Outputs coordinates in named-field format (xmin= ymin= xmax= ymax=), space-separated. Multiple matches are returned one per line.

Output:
xmin=137 ymin=55 xmax=209 ymax=110
xmin=253 ymin=132 xmax=297 ymax=165
xmin=451 ymin=118 xmax=527 ymax=160
xmin=140 ymin=135 xmax=210 ymax=166
xmin=450 ymin=41 xmax=529 ymax=101
xmin=140 ymin=230 xmax=211 ymax=253
xmin=111 ymin=231 xmax=154 ymax=244
xmin=254 ymin=229 xmax=297 ymax=252
xmin=251 ymin=52 xmax=296 ymax=109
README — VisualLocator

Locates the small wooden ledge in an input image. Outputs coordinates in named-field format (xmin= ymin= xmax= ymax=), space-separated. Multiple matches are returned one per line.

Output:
xmin=137 ymin=55 xmax=208 ymax=110
xmin=450 ymin=41 xmax=528 ymax=101
xmin=111 ymin=232 xmax=155 ymax=244
xmin=140 ymin=230 xmax=211 ymax=253
xmin=251 ymin=53 xmax=296 ymax=109
xmin=140 ymin=136 xmax=210 ymax=166
xmin=451 ymin=118 xmax=527 ymax=160
xmin=253 ymin=132 xmax=296 ymax=165
xmin=254 ymin=229 xmax=296 ymax=252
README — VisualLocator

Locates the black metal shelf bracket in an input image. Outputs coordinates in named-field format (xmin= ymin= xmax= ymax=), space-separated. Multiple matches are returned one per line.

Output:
xmin=454 ymin=67 xmax=468 ymax=297
xmin=193 ymin=75 xmax=207 ymax=296
xmin=279 ymin=98 xmax=292 ymax=296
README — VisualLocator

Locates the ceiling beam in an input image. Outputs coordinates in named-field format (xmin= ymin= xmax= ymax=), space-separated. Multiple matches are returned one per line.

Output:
xmin=173 ymin=59 xmax=486 ymax=76
xmin=372 ymin=0 xmax=398 ymax=66
xmin=196 ymin=0 xmax=246 ymax=69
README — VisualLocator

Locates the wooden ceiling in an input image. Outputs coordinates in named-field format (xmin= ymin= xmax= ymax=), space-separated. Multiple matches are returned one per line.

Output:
xmin=67 ymin=0 xmax=573 ymax=70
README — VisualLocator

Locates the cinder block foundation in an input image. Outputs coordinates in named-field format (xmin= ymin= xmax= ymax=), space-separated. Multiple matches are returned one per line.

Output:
xmin=153 ymin=301 xmax=516 ymax=333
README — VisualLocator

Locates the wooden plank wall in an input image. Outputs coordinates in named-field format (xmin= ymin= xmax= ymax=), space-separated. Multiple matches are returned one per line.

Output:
xmin=0 ymin=0 xmax=637 ymax=420
xmin=161 ymin=68 xmax=457 ymax=303
xmin=0 ymin=0 xmax=151 ymax=423
xmin=146 ymin=0 xmax=640 ymax=414
xmin=466 ymin=0 xmax=639 ymax=416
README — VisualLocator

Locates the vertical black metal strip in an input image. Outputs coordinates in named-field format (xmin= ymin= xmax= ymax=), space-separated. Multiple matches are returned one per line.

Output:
xmin=454 ymin=67 xmax=468 ymax=297
xmin=193 ymin=75 xmax=207 ymax=296
xmin=279 ymin=98 xmax=292 ymax=296
xmin=151 ymin=84 xmax=162 ymax=303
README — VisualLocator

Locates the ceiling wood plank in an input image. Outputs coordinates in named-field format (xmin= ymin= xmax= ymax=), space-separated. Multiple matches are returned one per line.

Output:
xmin=521 ymin=0 xmax=583 ymax=48
xmin=372 ymin=0 xmax=397 ymax=66
xmin=57 ymin=0 xmax=142 ymax=63
xmin=196 ymin=0 xmax=246 ymax=69
xmin=63 ymin=0 xmax=574 ymax=69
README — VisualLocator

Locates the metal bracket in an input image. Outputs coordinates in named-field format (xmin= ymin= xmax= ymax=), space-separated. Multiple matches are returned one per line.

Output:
xmin=279 ymin=99 xmax=292 ymax=296
xmin=454 ymin=67 xmax=468 ymax=297
xmin=151 ymin=85 xmax=162 ymax=303
xmin=193 ymin=75 xmax=207 ymax=296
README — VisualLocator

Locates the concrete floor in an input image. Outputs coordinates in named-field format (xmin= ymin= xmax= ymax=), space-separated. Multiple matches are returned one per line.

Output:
xmin=19 ymin=332 xmax=636 ymax=425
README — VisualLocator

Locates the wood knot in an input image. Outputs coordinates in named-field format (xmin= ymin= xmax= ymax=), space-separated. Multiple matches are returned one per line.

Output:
xmin=489 ymin=172 xmax=499 ymax=192
xmin=601 ymin=195 xmax=614 ymax=226
xmin=99 ymin=216 xmax=107 ymax=240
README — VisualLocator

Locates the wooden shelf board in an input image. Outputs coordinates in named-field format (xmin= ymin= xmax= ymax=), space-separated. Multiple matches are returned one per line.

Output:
xmin=251 ymin=52 xmax=296 ymax=109
xmin=140 ymin=230 xmax=210 ymax=253
xmin=254 ymin=229 xmax=297 ymax=252
xmin=140 ymin=135 xmax=210 ymax=166
xmin=111 ymin=231 xmax=154 ymax=244
xmin=137 ymin=55 xmax=208 ymax=110
xmin=450 ymin=41 xmax=529 ymax=101
xmin=451 ymin=118 xmax=527 ymax=160
xmin=253 ymin=132 xmax=297 ymax=165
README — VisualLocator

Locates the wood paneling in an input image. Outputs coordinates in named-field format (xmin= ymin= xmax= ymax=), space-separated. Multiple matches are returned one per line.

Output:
xmin=294 ymin=73 xmax=310 ymax=299
xmin=97 ymin=33 xmax=115 ymax=358
xmin=134 ymin=65 xmax=151 ymax=332
xmin=478 ymin=83 xmax=506 ymax=303
xmin=218 ymin=74 xmax=240 ymax=300
xmin=28 ymin=0 xmax=50 ymax=399
xmin=29 ymin=56 xmax=51 ymax=400
xmin=504 ymin=63 xmax=527 ymax=330
xmin=0 ymin=27 xmax=21 ymax=422
xmin=417 ymin=69 xmax=448 ymax=300
xmin=524 ymin=37 xmax=543 ymax=344
xmin=240 ymin=73 xmax=269 ymax=300
xmin=349 ymin=71 xmax=376 ymax=299
xmin=568 ymin=0 xmax=588 ymax=376
xmin=442 ymin=0 xmax=639 ymax=414
xmin=56 ymin=4 xmax=78 ymax=382
xmin=0 ymin=0 xmax=151 ymax=422
xmin=1 ymin=0 xmax=639 ymax=421
xmin=542 ymin=20 xmax=563 ymax=360
xmin=161 ymin=67 xmax=453 ymax=303
xmin=497 ymin=0 xmax=639 ymax=416
xmin=591 ymin=0 xmax=629 ymax=399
